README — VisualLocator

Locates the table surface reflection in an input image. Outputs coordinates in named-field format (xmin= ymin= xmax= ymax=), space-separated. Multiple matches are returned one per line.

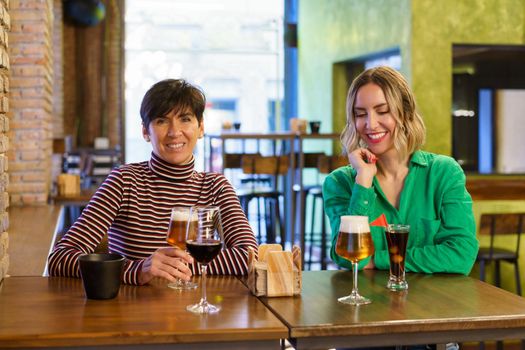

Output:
xmin=260 ymin=270 xmax=525 ymax=350
xmin=0 ymin=276 xmax=287 ymax=349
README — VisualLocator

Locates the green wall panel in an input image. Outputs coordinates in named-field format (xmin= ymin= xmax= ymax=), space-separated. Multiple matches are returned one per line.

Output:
xmin=298 ymin=0 xmax=411 ymax=137
xmin=299 ymin=0 xmax=525 ymax=155
xmin=411 ymin=0 xmax=525 ymax=154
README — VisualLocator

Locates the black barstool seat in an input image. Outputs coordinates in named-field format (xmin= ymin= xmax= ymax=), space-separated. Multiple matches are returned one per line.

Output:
xmin=478 ymin=248 xmax=519 ymax=261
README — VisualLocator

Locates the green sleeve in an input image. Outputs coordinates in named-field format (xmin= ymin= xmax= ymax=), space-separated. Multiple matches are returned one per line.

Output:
xmin=322 ymin=167 xmax=377 ymax=270
xmin=380 ymin=158 xmax=478 ymax=275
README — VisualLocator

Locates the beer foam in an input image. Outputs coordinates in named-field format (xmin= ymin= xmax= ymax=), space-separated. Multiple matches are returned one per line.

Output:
xmin=171 ymin=210 xmax=197 ymax=221
xmin=339 ymin=215 xmax=369 ymax=233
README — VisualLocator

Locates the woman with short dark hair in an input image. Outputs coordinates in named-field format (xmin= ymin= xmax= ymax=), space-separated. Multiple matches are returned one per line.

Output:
xmin=48 ymin=79 xmax=258 ymax=285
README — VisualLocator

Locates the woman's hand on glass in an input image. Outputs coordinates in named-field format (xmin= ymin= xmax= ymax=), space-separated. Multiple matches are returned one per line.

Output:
xmin=138 ymin=247 xmax=194 ymax=285
xmin=348 ymin=148 xmax=377 ymax=188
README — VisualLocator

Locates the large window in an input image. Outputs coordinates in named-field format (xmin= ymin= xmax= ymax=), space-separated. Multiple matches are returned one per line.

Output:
xmin=125 ymin=0 xmax=285 ymax=168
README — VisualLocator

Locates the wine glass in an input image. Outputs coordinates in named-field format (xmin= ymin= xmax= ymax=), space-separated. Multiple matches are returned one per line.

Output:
xmin=185 ymin=206 xmax=224 ymax=314
xmin=165 ymin=207 xmax=198 ymax=290
xmin=335 ymin=215 xmax=374 ymax=305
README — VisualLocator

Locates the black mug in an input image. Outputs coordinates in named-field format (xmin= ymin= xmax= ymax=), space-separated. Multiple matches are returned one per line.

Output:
xmin=79 ymin=253 xmax=125 ymax=300
xmin=309 ymin=121 xmax=321 ymax=134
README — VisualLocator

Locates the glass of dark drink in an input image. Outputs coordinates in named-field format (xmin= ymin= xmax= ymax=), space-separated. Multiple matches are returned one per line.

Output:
xmin=385 ymin=224 xmax=410 ymax=291
xmin=185 ymin=206 xmax=224 ymax=314
xmin=335 ymin=215 xmax=374 ymax=305
xmin=165 ymin=207 xmax=198 ymax=290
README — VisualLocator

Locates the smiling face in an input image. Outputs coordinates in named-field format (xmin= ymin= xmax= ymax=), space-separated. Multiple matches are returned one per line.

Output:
xmin=353 ymin=83 xmax=397 ymax=157
xmin=143 ymin=108 xmax=204 ymax=165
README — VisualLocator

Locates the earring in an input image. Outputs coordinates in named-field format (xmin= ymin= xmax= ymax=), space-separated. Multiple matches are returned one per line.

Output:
xmin=145 ymin=135 xmax=150 ymax=142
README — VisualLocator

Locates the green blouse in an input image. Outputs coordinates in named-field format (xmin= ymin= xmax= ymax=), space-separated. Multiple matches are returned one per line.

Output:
xmin=322 ymin=150 xmax=478 ymax=275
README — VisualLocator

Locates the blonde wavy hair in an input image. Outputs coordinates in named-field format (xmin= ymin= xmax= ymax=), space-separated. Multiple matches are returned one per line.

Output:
xmin=340 ymin=66 xmax=426 ymax=160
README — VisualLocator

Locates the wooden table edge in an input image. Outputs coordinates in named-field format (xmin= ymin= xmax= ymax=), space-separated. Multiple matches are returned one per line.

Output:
xmin=289 ymin=327 xmax=525 ymax=350
xmin=0 ymin=327 xmax=289 ymax=349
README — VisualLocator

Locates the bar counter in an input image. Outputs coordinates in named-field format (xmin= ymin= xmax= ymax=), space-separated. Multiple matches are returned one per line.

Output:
xmin=0 ymin=275 xmax=287 ymax=349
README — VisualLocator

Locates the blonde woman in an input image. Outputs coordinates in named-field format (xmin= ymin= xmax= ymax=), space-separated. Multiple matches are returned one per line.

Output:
xmin=323 ymin=66 xmax=478 ymax=274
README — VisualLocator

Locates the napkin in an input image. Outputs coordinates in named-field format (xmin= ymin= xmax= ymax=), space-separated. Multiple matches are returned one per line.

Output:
xmin=370 ymin=213 xmax=388 ymax=228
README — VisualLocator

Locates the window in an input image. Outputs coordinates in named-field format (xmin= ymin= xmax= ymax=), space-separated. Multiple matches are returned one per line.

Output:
xmin=124 ymin=0 xmax=285 ymax=168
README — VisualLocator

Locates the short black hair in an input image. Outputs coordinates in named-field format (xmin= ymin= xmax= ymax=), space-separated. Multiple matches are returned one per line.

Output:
xmin=140 ymin=79 xmax=206 ymax=128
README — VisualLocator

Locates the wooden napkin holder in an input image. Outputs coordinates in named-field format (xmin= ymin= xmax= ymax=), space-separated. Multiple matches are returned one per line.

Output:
xmin=247 ymin=244 xmax=301 ymax=297
xmin=57 ymin=174 xmax=80 ymax=197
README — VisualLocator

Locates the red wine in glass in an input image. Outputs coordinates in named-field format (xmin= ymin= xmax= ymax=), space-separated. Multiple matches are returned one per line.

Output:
xmin=185 ymin=206 xmax=224 ymax=314
xmin=186 ymin=239 xmax=222 ymax=264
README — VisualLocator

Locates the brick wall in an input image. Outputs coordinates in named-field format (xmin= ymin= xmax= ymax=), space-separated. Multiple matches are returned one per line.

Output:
xmin=0 ymin=0 xmax=10 ymax=282
xmin=8 ymin=0 xmax=54 ymax=205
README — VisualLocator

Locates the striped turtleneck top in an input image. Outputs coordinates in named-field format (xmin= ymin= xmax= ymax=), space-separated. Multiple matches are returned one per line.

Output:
xmin=48 ymin=152 xmax=258 ymax=285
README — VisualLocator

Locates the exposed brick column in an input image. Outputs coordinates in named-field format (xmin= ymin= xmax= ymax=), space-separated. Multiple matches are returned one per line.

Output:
xmin=0 ymin=0 xmax=11 ymax=282
xmin=8 ymin=0 xmax=54 ymax=205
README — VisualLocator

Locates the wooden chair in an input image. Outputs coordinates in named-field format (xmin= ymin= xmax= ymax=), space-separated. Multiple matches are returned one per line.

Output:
xmin=223 ymin=153 xmax=272 ymax=188
xmin=237 ymin=154 xmax=290 ymax=245
xmin=317 ymin=154 xmax=348 ymax=174
xmin=477 ymin=213 xmax=524 ymax=295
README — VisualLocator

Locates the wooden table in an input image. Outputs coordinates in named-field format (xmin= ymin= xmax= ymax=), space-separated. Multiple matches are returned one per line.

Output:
xmin=52 ymin=188 xmax=97 ymax=229
xmin=53 ymin=188 xmax=96 ymax=206
xmin=260 ymin=270 xmax=525 ymax=350
xmin=0 ymin=276 xmax=288 ymax=349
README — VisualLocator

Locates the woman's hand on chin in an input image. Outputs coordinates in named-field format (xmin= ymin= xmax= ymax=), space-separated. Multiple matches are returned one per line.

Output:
xmin=348 ymin=148 xmax=377 ymax=188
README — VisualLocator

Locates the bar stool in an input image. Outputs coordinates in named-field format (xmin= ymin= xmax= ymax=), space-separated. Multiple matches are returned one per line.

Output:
xmin=303 ymin=185 xmax=326 ymax=270
xmin=223 ymin=153 xmax=266 ymax=236
xmin=293 ymin=152 xmax=326 ymax=269
xmin=236 ymin=154 xmax=290 ymax=245
xmin=300 ymin=154 xmax=348 ymax=270
xmin=476 ymin=212 xmax=524 ymax=295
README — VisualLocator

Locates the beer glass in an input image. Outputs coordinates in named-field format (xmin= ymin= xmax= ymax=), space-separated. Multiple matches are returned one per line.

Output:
xmin=335 ymin=215 xmax=374 ymax=305
xmin=165 ymin=207 xmax=198 ymax=290
xmin=186 ymin=206 xmax=224 ymax=314
xmin=385 ymin=224 xmax=410 ymax=291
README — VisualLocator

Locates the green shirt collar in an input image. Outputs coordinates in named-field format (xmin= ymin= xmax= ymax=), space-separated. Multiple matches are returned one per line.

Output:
xmin=410 ymin=150 xmax=428 ymax=167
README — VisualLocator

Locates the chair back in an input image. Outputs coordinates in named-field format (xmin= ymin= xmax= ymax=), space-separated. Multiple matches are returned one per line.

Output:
xmin=300 ymin=152 xmax=326 ymax=168
xmin=241 ymin=154 xmax=290 ymax=176
xmin=317 ymin=155 xmax=348 ymax=174
xmin=479 ymin=213 xmax=525 ymax=257
xmin=222 ymin=153 xmax=243 ymax=169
